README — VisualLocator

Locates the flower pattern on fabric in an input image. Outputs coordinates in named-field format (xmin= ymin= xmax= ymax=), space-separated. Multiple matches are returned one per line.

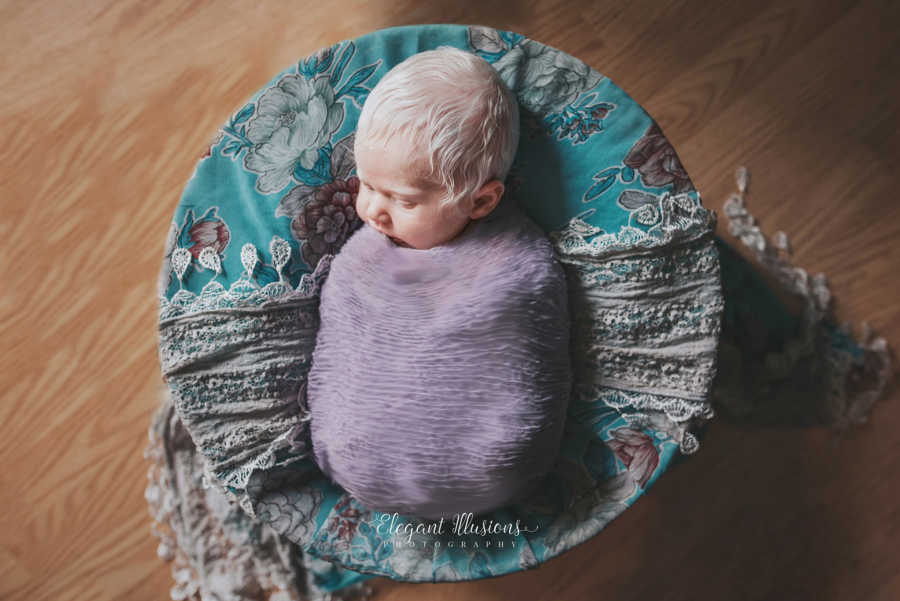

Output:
xmin=606 ymin=428 xmax=660 ymax=489
xmin=582 ymin=123 xmax=697 ymax=203
xmin=540 ymin=471 xmax=635 ymax=555
xmin=288 ymin=175 xmax=360 ymax=265
xmin=187 ymin=214 xmax=230 ymax=259
xmin=210 ymin=40 xmax=380 ymax=194
xmin=157 ymin=207 xmax=231 ymax=299
xmin=468 ymin=25 xmax=612 ymax=144
xmin=623 ymin=122 xmax=694 ymax=194
xmin=330 ymin=496 xmax=364 ymax=545
xmin=275 ymin=133 xmax=362 ymax=269
xmin=243 ymin=73 xmax=345 ymax=194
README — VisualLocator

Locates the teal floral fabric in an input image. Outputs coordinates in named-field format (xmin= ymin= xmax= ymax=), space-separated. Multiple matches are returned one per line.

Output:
xmin=154 ymin=23 xmax=725 ymax=593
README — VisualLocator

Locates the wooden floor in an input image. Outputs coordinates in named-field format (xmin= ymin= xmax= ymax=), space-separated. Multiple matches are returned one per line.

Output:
xmin=2 ymin=0 xmax=898 ymax=599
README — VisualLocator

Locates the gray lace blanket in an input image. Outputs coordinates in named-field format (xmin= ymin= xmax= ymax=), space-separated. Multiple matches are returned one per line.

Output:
xmin=307 ymin=196 xmax=573 ymax=519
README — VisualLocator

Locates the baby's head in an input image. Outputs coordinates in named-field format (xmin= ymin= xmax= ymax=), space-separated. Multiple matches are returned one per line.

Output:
xmin=353 ymin=46 xmax=520 ymax=250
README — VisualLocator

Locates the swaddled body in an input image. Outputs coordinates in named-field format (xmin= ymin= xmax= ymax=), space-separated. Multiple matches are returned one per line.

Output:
xmin=307 ymin=196 xmax=572 ymax=519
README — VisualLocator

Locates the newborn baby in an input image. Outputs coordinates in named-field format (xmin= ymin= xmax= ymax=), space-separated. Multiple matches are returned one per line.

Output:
xmin=306 ymin=46 xmax=572 ymax=520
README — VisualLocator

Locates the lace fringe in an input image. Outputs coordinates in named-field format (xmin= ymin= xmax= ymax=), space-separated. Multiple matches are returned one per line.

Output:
xmin=715 ymin=166 xmax=893 ymax=433
xmin=144 ymin=383 xmax=375 ymax=601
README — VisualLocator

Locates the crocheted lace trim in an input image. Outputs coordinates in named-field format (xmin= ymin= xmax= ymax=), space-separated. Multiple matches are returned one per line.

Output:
xmin=548 ymin=191 xmax=723 ymax=455
xmin=548 ymin=190 xmax=717 ymax=259
xmin=144 ymin=385 xmax=375 ymax=601
xmin=159 ymin=237 xmax=332 ymax=322
xmin=158 ymin=298 xmax=325 ymax=521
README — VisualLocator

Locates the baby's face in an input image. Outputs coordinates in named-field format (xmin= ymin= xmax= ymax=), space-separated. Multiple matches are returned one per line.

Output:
xmin=354 ymin=136 xmax=471 ymax=250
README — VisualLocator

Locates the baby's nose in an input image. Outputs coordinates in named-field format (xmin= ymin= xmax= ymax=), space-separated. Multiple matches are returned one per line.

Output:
xmin=366 ymin=196 xmax=390 ymax=223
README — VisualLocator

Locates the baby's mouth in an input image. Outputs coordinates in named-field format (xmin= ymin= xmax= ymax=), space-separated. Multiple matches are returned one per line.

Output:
xmin=369 ymin=221 xmax=409 ymax=247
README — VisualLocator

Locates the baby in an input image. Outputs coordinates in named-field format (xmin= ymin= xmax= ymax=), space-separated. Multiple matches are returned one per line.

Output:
xmin=306 ymin=46 xmax=573 ymax=520
xmin=353 ymin=49 xmax=515 ymax=250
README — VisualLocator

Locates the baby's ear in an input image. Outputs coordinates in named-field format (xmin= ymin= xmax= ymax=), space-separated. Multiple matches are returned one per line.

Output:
xmin=470 ymin=180 xmax=505 ymax=219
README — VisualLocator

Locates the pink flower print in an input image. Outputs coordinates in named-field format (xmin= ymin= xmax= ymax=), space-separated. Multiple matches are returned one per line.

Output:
xmin=606 ymin=428 xmax=659 ymax=489
xmin=623 ymin=123 xmax=694 ymax=194
xmin=187 ymin=219 xmax=230 ymax=260
xmin=330 ymin=495 xmax=363 ymax=543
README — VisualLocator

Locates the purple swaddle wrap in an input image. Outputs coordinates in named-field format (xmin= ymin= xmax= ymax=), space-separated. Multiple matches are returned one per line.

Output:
xmin=307 ymin=196 xmax=573 ymax=520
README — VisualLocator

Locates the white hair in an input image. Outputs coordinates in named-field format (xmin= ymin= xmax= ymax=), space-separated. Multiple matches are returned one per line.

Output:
xmin=354 ymin=46 xmax=520 ymax=214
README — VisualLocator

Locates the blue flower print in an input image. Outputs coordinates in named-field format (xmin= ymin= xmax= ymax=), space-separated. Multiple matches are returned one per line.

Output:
xmin=244 ymin=73 xmax=344 ymax=194
xmin=489 ymin=38 xmax=603 ymax=115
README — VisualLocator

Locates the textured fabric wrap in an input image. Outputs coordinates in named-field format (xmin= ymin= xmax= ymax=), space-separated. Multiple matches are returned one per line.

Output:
xmin=307 ymin=196 xmax=573 ymax=519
